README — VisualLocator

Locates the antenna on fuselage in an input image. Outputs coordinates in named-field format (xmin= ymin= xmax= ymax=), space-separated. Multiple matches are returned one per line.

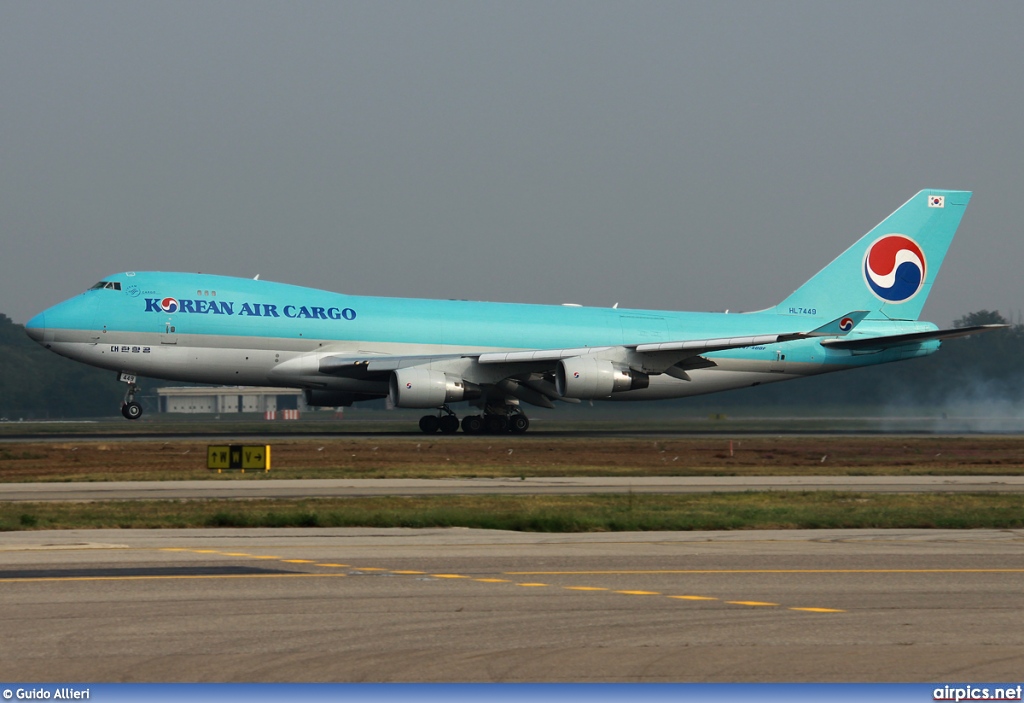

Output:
xmin=254 ymin=274 xmax=260 ymax=280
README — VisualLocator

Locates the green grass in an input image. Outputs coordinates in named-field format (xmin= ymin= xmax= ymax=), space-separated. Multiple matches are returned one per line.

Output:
xmin=0 ymin=449 xmax=45 ymax=461
xmin=3 ymin=492 xmax=1023 ymax=531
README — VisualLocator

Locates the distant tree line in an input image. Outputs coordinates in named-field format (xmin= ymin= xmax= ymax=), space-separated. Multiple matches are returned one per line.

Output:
xmin=1 ymin=311 xmax=1021 ymax=420
xmin=0 ymin=314 xmax=132 ymax=419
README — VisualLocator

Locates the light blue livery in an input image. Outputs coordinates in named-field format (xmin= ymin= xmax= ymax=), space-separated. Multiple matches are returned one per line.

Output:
xmin=26 ymin=190 xmax=1003 ymax=433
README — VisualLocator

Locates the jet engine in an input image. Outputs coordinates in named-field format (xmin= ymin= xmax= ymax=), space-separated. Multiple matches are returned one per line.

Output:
xmin=555 ymin=356 xmax=649 ymax=399
xmin=388 ymin=367 xmax=480 ymax=408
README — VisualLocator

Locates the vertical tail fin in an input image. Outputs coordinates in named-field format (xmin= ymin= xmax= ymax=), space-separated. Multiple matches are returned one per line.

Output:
xmin=774 ymin=190 xmax=971 ymax=321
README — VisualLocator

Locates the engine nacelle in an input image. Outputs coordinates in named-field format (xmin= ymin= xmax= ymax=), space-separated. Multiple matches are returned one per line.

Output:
xmin=555 ymin=357 xmax=650 ymax=399
xmin=388 ymin=368 xmax=479 ymax=408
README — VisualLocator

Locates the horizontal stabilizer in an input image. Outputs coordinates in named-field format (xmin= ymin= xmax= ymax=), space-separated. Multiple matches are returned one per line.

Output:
xmin=820 ymin=324 xmax=1008 ymax=351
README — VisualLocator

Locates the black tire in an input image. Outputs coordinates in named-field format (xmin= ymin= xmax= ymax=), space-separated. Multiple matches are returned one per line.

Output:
xmin=418 ymin=415 xmax=440 ymax=433
xmin=122 ymin=402 xmax=143 ymax=420
xmin=438 ymin=415 xmax=460 ymax=434
xmin=461 ymin=415 xmax=484 ymax=434
xmin=484 ymin=414 xmax=509 ymax=433
xmin=509 ymin=414 xmax=530 ymax=434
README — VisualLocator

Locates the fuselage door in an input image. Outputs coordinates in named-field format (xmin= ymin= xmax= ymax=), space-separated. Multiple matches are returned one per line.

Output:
xmin=161 ymin=319 xmax=178 ymax=345
xmin=769 ymin=349 xmax=787 ymax=373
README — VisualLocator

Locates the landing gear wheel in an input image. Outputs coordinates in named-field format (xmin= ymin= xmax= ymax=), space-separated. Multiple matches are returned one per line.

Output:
xmin=484 ymin=414 xmax=509 ymax=434
xmin=509 ymin=414 xmax=529 ymax=434
xmin=117 ymin=372 xmax=142 ymax=421
xmin=461 ymin=415 xmax=484 ymax=434
xmin=438 ymin=415 xmax=460 ymax=434
xmin=418 ymin=415 xmax=440 ymax=433
xmin=121 ymin=402 xmax=143 ymax=420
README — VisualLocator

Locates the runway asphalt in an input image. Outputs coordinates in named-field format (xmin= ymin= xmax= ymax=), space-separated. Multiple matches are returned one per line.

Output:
xmin=4 ymin=475 xmax=1024 ymax=501
xmin=1 ymin=527 xmax=1023 ymax=682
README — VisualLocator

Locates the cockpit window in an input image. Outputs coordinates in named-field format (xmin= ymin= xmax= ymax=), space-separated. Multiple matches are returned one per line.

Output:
xmin=90 ymin=281 xmax=122 ymax=291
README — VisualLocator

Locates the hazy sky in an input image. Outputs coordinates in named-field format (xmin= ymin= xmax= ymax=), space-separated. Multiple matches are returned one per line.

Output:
xmin=2 ymin=1 xmax=1022 ymax=326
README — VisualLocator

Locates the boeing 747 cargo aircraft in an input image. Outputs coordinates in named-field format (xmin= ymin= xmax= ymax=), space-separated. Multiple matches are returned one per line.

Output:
xmin=25 ymin=190 xmax=1003 ymax=433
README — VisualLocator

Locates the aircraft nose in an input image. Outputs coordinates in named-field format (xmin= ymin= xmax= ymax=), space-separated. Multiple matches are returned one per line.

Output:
xmin=25 ymin=311 xmax=47 ymax=344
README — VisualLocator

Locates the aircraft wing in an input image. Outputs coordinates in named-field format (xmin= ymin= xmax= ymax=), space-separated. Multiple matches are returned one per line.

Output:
xmin=478 ymin=310 xmax=868 ymax=366
xmin=628 ymin=310 xmax=872 ymax=355
xmin=819 ymin=324 xmax=1008 ymax=351
xmin=314 ymin=311 xmax=869 ymax=384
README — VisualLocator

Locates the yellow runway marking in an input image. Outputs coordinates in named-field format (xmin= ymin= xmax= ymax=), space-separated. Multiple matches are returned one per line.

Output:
xmin=617 ymin=590 xmax=660 ymax=595
xmin=790 ymin=607 xmax=845 ymax=613
xmin=151 ymin=548 xmax=843 ymax=614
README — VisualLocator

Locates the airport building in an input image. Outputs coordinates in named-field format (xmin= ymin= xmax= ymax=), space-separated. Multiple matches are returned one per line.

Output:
xmin=156 ymin=386 xmax=308 ymax=415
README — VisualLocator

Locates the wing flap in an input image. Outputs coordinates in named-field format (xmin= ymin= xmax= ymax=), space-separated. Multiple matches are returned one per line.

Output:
xmin=634 ymin=333 xmax=789 ymax=355
xmin=477 ymin=346 xmax=615 ymax=364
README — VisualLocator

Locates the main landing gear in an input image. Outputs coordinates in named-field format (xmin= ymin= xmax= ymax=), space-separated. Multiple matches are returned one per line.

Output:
xmin=418 ymin=408 xmax=460 ymax=434
xmin=118 ymin=372 xmax=143 ymax=420
xmin=418 ymin=405 xmax=530 ymax=434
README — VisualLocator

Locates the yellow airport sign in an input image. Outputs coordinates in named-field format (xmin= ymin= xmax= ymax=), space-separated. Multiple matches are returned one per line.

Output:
xmin=207 ymin=445 xmax=271 ymax=473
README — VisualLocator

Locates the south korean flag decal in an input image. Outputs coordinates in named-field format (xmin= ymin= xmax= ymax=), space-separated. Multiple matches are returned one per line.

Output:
xmin=928 ymin=195 xmax=945 ymax=208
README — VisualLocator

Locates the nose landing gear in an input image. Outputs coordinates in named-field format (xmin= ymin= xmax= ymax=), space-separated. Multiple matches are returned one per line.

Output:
xmin=121 ymin=401 xmax=143 ymax=420
xmin=118 ymin=372 xmax=143 ymax=420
